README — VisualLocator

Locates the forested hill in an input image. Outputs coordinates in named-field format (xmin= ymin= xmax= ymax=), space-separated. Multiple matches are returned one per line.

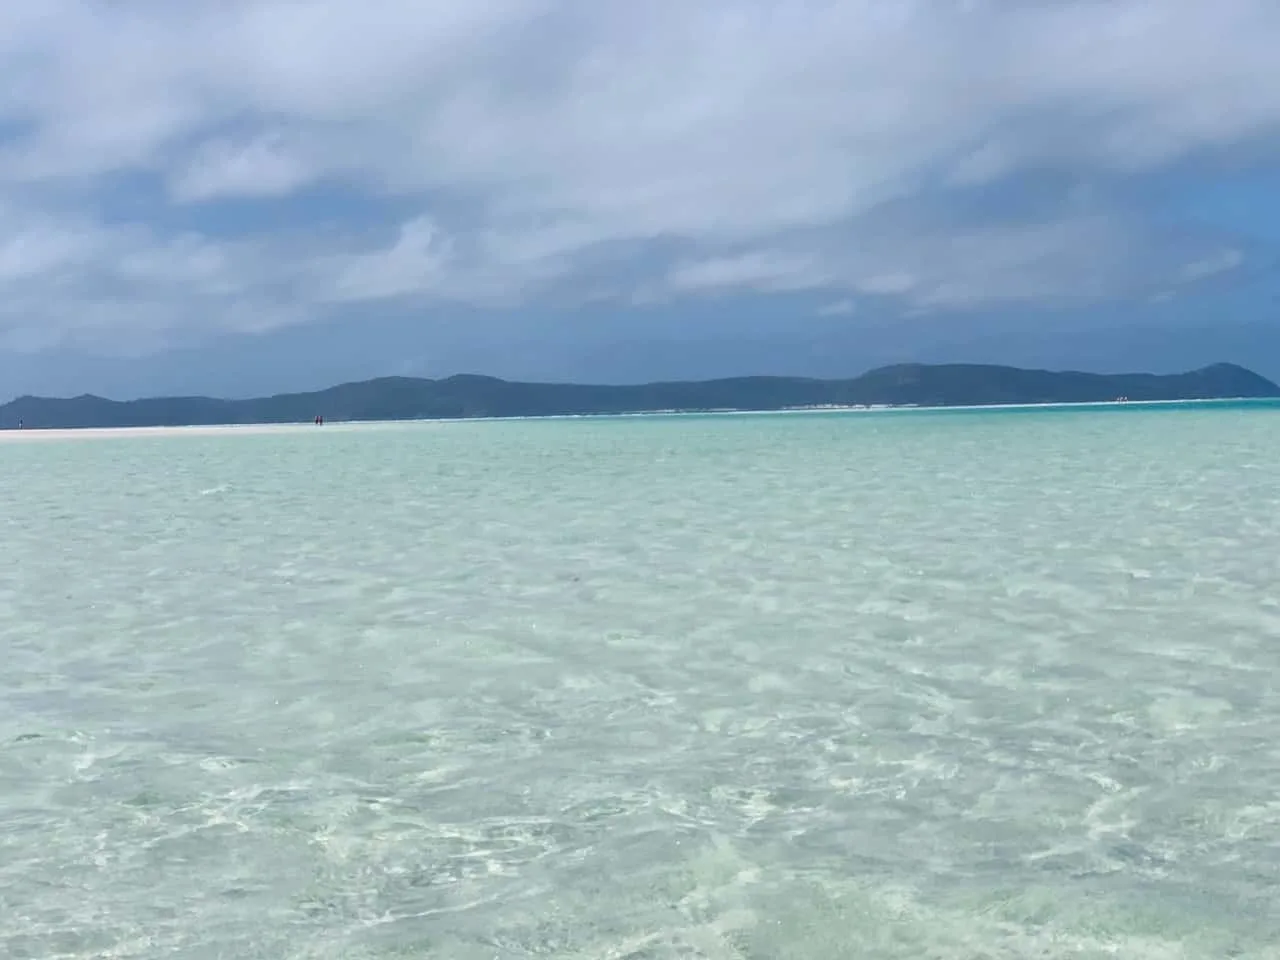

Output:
xmin=3 ymin=362 xmax=1277 ymax=429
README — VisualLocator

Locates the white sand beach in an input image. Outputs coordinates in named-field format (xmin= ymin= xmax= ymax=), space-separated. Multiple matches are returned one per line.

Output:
xmin=0 ymin=423 xmax=321 ymax=442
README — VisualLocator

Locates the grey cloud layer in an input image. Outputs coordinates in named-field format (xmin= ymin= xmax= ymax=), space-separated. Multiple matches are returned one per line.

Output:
xmin=0 ymin=0 xmax=1276 ymax=348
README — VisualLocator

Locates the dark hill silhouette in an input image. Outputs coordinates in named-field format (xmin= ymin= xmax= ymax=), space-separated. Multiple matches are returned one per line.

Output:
xmin=2 ymin=362 xmax=1276 ymax=429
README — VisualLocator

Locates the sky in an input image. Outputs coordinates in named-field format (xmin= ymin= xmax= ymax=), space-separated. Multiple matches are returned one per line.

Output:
xmin=2 ymin=0 xmax=1280 ymax=399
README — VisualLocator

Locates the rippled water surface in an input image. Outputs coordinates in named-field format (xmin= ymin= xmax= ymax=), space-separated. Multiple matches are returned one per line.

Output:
xmin=2 ymin=404 xmax=1280 ymax=958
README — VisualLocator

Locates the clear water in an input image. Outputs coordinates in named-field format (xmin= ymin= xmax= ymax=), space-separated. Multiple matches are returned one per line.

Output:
xmin=2 ymin=404 xmax=1279 ymax=959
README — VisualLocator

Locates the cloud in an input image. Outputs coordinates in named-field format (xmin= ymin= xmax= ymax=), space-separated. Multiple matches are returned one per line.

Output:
xmin=668 ymin=252 xmax=830 ymax=295
xmin=168 ymin=132 xmax=319 ymax=202
xmin=0 ymin=0 xmax=1277 ymax=351
xmin=1178 ymin=248 xmax=1246 ymax=283
xmin=816 ymin=299 xmax=857 ymax=317
xmin=0 ymin=207 xmax=313 ymax=352
xmin=322 ymin=217 xmax=453 ymax=304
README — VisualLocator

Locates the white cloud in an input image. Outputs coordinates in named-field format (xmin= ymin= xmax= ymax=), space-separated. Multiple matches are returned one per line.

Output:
xmin=1178 ymin=248 xmax=1245 ymax=283
xmin=0 ymin=210 xmax=311 ymax=351
xmin=668 ymin=252 xmax=829 ymax=294
xmin=169 ymin=133 xmax=319 ymax=201
xmin=646 ymin=209 xmax=1246 ymax=311
xmin=0 ymin=0 xmax=1275 ymax=349
xmin=817 ymin=299 xmax=857 ymax=317
xmin=322 ymin=216 xmax=453 ymax=303
xmin=0 ymin=217 xmax=103 ymax=284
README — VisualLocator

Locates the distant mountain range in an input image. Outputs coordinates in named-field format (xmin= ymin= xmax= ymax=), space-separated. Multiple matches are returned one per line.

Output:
xmin=2 ymin=362 xmax=1277 ymax=429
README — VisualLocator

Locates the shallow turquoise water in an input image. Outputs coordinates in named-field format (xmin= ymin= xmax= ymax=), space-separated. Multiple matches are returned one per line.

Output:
xmin=2 ymin=404 xmax=1279 ymax=958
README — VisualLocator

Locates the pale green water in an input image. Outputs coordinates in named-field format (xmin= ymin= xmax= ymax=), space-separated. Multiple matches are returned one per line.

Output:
xmin=2 ymin=404 xmax=1279 ymax=958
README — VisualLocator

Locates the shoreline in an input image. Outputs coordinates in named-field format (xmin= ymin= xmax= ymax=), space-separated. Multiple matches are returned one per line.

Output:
xmin=0 ymin=396 xmax=1273 ymax=441
xmin=0 ymin=422 xmax=329 ymax=442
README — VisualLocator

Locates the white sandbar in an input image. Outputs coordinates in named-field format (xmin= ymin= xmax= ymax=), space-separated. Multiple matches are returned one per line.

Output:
xmin=0 ymin=423 xmax=321 ymax=442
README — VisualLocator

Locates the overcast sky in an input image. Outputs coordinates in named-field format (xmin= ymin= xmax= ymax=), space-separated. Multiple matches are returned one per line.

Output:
xmin=2 ymin=0 xmax=1279 ymax=398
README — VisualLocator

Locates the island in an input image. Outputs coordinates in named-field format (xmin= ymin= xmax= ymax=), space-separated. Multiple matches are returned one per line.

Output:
xmin=2 ymin=362 xmax=1277 ymax=430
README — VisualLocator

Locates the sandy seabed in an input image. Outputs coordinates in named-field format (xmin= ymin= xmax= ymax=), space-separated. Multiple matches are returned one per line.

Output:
xmin=2 ymin=403 xmax=1279 ymax=958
